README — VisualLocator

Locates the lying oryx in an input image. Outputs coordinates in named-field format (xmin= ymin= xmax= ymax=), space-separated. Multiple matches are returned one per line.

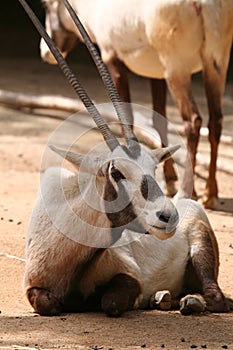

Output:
xmin=19 ymin=0 xmax=230 ymax=317
xmin=40 ymin=0 xmax=233 ymax=209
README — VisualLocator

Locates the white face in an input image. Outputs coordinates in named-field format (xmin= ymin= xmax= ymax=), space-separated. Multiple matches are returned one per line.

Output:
xmin=101 ymin=144 xmax=179 ymax=240
xmin=50 ymin=140 xmax=180 ymax=242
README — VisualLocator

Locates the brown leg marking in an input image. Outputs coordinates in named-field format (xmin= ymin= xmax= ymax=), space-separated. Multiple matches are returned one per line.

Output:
xmin=183 ymin=113 xmax=202 ymax=200
xmin=151 ymin=78 xmax=178 ymax=196
xmin=151 ymin=78 xmax=167 ymax=118
xmin=183 ymin=224 xmax=229 ymax=313
xmin=203 ymin=76 xmax=223 ymax=208
xmin=27 ymin=287 xmax=63 ymax=316
xmin=200 ymin=40 xmax=231 ymax=208
xmin=105 ymin=56 xmax=134 ymax=126
xmin=101 ymin=273 xmax=141 ymax=317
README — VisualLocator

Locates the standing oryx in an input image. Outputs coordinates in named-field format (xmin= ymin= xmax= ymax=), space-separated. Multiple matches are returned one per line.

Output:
xmin=18 ymin=0 xmax=230 ymax=317
xmin=40 ymin=0 xmax=233 ymax=208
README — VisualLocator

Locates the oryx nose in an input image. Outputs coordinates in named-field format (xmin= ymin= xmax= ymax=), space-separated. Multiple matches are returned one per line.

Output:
xmin=156 ymin=211 xmax=171 ymax=224
xmin=156 ymin=202 xmax=179 ymax=232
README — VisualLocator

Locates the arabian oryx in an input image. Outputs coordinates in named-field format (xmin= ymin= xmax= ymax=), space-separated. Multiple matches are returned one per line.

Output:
xmin=40 ymin=0 xmax=233 ymax=209
xmin=19 ymin=0 xmax=230 ymax=317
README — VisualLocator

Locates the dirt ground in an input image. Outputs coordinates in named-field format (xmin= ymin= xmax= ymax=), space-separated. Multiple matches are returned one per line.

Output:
xmin=0 ymin=57 xmax=233 ymax=350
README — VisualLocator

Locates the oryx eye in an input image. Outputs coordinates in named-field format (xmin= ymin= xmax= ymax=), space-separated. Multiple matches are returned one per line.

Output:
xmin=110 ymin=166 xmax=125 ymax=183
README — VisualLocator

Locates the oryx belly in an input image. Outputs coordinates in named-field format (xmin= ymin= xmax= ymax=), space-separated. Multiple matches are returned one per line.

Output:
xmin=91 ymin=0 xmax=204 ymax=78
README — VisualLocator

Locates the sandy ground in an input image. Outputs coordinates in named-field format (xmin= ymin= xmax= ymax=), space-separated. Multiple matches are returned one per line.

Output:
xmin=0 ymin=57 xmax=233 ymax=350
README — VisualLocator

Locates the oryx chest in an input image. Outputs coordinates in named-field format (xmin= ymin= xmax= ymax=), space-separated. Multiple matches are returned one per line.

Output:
xmin=114 ymin=230 xmax=189 ymax=306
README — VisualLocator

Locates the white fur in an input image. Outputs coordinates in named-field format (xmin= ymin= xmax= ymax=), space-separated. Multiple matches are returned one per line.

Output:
xmin=24 ymin=143 xmax=216 ymax=309
xmin=40 ymin=0 xmax=233 ymax=208
xmin=41 ymin=0 xmax=233 ymax=79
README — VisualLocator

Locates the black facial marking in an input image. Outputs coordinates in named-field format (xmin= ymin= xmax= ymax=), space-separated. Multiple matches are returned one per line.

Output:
xmin=104 ymin=179 xmax=136 ymax=226
xmin=104 ymin=173 xmax=145 ymax=233
xmin=110 ymin=163 xmax=126 ymax=183
xmin=141 ymin=175 xmax=163 ymax=201
xmin=121 ymin=143 xmax=141 ymax=159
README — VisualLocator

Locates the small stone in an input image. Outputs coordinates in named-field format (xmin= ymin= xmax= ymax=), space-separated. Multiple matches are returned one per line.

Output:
xmin=141 ymin=344 xmax=146 ymax=348
xmin=190 ymin=345 xmax=197 ymax=349
xmin=201 ymin=345 xmax=207 ymax=349
xmin=17 ymin=221 xmax=22 ymax=225
xmin=160 ymin=345 xmax=165 ymax=348
xmin=221 ymin=346 xmax=228 ymax=349
xmin=181 ymin=337 xmax=186 ymax=342
xmin=9 ymin=219 xmax=13 ymax=222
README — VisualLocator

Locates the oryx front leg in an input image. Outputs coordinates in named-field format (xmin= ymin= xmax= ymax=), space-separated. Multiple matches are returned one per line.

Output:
xmin=101 ymin=274 xmax=142 ymax=317
xmin=27 ymin=287 xmax=63 ymax=316
xmin=201 ymin=54 xmax=228 ymax=208
xmin=166 ymin=72 xmax=202 ymax=199
xmin=186 ymin=221 xmax=229 ymax=313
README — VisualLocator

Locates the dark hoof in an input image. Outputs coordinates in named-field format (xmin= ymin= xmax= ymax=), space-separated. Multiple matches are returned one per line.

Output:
xmin=202 ymin=195 xmax=218 ymax=209
xmin=27 ymin=287 xmax=63 ymax=316
xmin=150 ymin=290 xmax=172 ymax=310
xmin=180 ymin=294 xmax=206 ymax=315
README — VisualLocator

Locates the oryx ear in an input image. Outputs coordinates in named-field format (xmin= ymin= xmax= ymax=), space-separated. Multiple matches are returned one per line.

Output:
xmin=49 ymin=145 xmax=101 ymax=174
xmin=151 ymin=144 xmax=180 ymax=163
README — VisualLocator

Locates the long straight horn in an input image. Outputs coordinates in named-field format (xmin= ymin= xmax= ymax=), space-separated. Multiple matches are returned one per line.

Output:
xmin=63 ymin=0 xmax=137 ymax=146
xmin=17 ymin=0 xmax=120 ymax=151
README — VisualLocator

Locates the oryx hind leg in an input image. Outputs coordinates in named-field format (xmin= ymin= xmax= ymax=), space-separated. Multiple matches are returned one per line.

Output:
xmin=24 ymin=236 xmax=88 ymax=315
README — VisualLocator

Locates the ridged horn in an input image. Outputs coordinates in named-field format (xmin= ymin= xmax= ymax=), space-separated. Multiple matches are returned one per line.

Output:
xmin=63 ymin=0 xmax=137 ymax=146
xmin=18 ymin=0 xmax=120 ymax=151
